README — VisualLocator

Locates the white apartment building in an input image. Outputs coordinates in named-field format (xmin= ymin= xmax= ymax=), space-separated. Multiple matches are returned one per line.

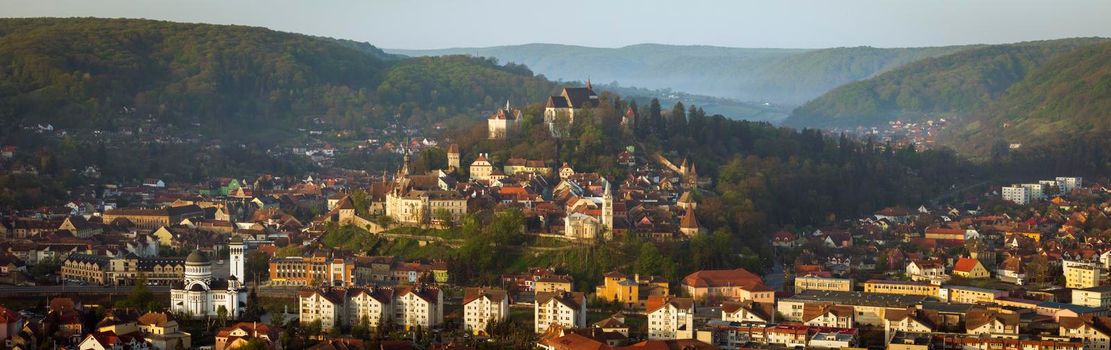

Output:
xmin=1002 ymin=186 xmax=1031 ymax=205
xmin=647 ymin=296 xmax=695 ymax=340
xmin=462 ymin=288 xmax=509 ymax=335
xmin=534 ymin=292 xmax=586 ymax=333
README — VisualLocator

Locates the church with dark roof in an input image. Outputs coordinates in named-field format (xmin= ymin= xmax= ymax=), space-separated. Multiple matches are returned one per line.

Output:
xmin=544 ymin=81 xmax=599 ymax=135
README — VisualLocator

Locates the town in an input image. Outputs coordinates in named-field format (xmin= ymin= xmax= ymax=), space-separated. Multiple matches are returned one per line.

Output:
xmin=2 ymin=79 xmax=1111 ymax=350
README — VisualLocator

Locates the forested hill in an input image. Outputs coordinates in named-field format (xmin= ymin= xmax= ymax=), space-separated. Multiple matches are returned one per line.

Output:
xmin=0 ymin=18 xmax=559 ymax=135
xmin=783 ymin=38 xmax=1108 ymax=129
xmin=387 ymin=43 xmax=970 ymax=105
xmin=945 ymin=41 xmax=1111 ymax=158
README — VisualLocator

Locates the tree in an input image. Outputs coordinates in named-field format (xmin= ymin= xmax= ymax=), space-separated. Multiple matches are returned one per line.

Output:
xmin=216 ymin=305 xmax=228 ymax=326
xmin=120 ymin=275 xmax=155 ymax=310
xmin=270 ymin=309 xmax=287 ymax=327
xmin=1025 ymin=255 xmax=1050 ymax=285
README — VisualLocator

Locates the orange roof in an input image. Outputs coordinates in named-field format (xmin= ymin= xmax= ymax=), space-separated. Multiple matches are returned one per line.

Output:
xmin=953 ymin=258 xmax=982 ymax=273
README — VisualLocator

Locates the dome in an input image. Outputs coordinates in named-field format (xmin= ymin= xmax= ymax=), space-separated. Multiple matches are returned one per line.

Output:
xmin=185 ymin=251 xmax=210 ymax=265
xmin=230 ymin=235 xmax=244 ymax=244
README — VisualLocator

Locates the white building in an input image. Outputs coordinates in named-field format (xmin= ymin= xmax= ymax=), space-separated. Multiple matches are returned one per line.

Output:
xmin=487 ymin=104 xmax=521 ymax=140
xmin=534 ymin=292 xmax=586 ymax=333
xmin=1021 ymin=183 xmax=1046 ymax=200
xmin=298 ymin=285 xmax=442 ymax=331
xmin=169 ymin=242 xmax=247 ymax=319
xmin=1056 ymin=177 xmax=1083 ymax=193
xmin=462 ymin=288 xmax=509 ymax=335
xmin=393 ymin=286 xmax=444 ymax=329
xmin=1001 ymin=186 xmax=1030 ymax=205
xmin=1073 ymin=286 xmax=1111 ymax=308
xmin=647 ymin=296 xmax=695 ymax=340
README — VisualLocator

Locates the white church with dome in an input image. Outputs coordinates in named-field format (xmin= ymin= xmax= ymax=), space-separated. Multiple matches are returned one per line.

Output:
xmin=170 ymin=237 xmax=248 ymax=318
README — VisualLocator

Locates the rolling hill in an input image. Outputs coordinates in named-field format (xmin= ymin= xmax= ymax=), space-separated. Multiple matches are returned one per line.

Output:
xmin=945 ymin=41 xmax=1111 ymax=157
xmin=783 ymin=38 xmax=1108 ymax=129
xmin=387 ymin=43 xmax=970 ymax=105
xmin=0 ymin=18 xmax=559 ymax=134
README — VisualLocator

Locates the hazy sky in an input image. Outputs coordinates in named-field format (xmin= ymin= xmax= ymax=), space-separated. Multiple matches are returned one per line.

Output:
xmin=5 ymin=0 xmax=1111 ymax=49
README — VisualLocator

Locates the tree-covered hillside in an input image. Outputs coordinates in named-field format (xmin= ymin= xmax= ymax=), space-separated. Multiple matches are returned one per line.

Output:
xmin=784 ymin=38 xmax=1107 ymax=129
xmin=388 ymin=43 xmax=969 ymax=105
xmin=946 ymin=41 xmax=1111 ymax=159
xmin=0 ymin=18 xmax=559 ymax=135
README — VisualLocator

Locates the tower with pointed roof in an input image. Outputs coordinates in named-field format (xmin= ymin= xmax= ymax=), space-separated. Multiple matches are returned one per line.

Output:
xmin=679 ymin=207 xmax=702 ymax=237
xmin=447 ymin=143 xmax=460 ymax=171
xmin=601 ymin=181 xmax=614 ymax=232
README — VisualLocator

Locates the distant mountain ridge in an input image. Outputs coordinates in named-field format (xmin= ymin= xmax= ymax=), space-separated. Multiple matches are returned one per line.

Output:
xmin=387 ymin=43 xmax=971 ymax=105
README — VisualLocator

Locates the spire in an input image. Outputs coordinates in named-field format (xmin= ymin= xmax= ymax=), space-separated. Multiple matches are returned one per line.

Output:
xmin=506 ymin=99 xmax=511 ymax=110
xmin=586 ymin=78 xmax=592 ymax=90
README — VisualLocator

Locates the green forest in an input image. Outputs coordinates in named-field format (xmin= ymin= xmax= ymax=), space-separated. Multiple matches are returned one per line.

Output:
xmin=785 ymin=38 xmax=1108 ymax=128
xmin=0 ymin=18 xmax=559 ymax=133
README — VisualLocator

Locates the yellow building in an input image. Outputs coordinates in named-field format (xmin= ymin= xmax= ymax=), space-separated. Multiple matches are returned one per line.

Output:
xmin=795 ymin=275 xmax=854 ymax=292
xmin=952 ymin=258 xmax=990 ymax=279
xmin=864 ymin=280 xmax=940 ymax=298
xmin=594 ymin=271 xmax=669 ymax=309
xmin=536 ymin=275 xmax=574 ymax=293
xmin=947 ymin=286 xmax=1006 ymax=304
xmin=1065 ymin=263 xmax=1103 ymax=289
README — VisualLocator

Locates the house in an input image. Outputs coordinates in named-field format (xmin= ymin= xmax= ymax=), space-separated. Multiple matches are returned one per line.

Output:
xmin=1059 ymin=316 xmax=1111 ymax=350
xmin=535 ymin=275 xmax=574 ymax=293
xmin=0 ymin=306 xmax=22 ymax=349
xmin=952 ymin=258 xmax=989 ymax=279
xmin=883 ymin=308 xmax=940 ymax=342
xmin=214 ymin=322 xmax=282 ymax=350
xmin=535 ymin=292 xmax=587 ymax=333
xmin=462 ymin=288 xmax=509 ymax=335
xmin=682 ymin=268 xmax=773 ymax=304
xmin=996 ymin=256 xmax=1026 ymax=285
xmin=802 ymin=304 xmax=854 ymax=328
xmin=965 ymin=309 xmax=1019 ymax=336
xmin=906 ymin=260 xmax=948 ymax=283
xmin=137 ymin=311 xmax=191 ymax=350
xmin=721 ymin=301 xmax=774 ymax=324
xmin=299 ymin=288 xmax=346 ymax=332
xmin=946 ymin=286 xmax=1007 ymax=304
xmin=78 ymin=331 xmax=149 ymax=350
xmin=646 ymin=296 xmax=694 ymax=340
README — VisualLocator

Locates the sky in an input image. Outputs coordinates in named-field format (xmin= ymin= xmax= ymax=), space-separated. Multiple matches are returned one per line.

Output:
xmin=5 ymin=0 xmax=1111 ymax=50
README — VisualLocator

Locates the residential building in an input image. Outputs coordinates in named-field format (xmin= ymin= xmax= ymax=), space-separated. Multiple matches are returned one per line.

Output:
xmin=536 ymin=275 xmax=574 ymax=293
xmin=1059 ymin=316 xmax=1111 ymax=350
xmin=535 ymin=291 xmax=587 ymax=333
xmin=1002 ymin=186 xmax=1031 ymax=205
xmin=136 ymin=311 xmax=191 ymax=350
xmin=393 ymin=286 xmax=444 ymax=329
xmin=646 ymin=296 xmax=694 ymax=340
xmin=721 ymin=301 xmax=774 ymax=324
xmin=1074 ymin=286 xmax=1111 ymax=308
xmin=215 ymin=322 xmax=282 ymax=350
xmin=469 ymin=153 xmax=494 ymax=182
xmin=102 ymin=205 xmax=205 ymax=230
xmin=965 ymin=309 xmax=1019 ymax=336
xmin=299 ymin=288 xmax=345 ymax=332
xmin=802 ymin=304 xmax=854 ymax=328
xmin=462 ymin=288 xmax=509 ymax=335
xmin=906 ymin=260 xmax=948 ymax=283
xmin=504 ymin=158 xmax=552 ymax=177
xmin=1056 ymin=177 xmax=1083 ymax=193
xmin=952 ymin=258 xmax=990 ymax=279
xmin=777 ymin=291 xmax=928 ymax=326
xmin=1065 ymin=261 xmax=1103 ymax=289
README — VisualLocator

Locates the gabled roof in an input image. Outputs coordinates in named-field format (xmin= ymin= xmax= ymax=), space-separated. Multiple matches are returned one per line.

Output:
xmin=463 ymin=287 xmax=508 ymax=305
xmin=953 ymin=258 xmax=982 ymax=273
xmin=645 ymin=296 xmax=693 ymax=314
